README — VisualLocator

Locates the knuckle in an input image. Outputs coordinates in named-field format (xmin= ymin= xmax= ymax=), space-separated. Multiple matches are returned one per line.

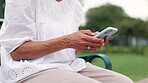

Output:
xmin=85 ymin=29 xmax=91 ymax=32
xmin=79 ymin=30 xmax=83 ymax=32
xmin=76 ymin=41 xmax=82 ymax=45
xmin=94 ymin=44 xmax=99 ymax=47
xmin=81 ymin=36 xmax=87 ymax=40
xmin=79 ymin=36 xmax=84 ymax=40
xmin=79 ymin=42 xmax=85 ymax=45
xmin=91 ymin=43 xmax=98 ymax=47
xmin=95 ymin=39 xmax=102 ymax=43
xmin=89 ymin=43 xmax=96 ymax=47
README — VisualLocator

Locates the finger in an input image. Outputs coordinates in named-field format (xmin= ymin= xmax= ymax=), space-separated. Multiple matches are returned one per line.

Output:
xmin=104 ymin=36 xmax=109 ymax=43
xmin=80 ymin=30 xmax=93 ymax=36
xmin=88 ymin=47 xmax=99 ymax=52
xmin=93 ymin=31 xmax=99 ymax=35
xmin=98 ymin=43 xmax=105 ymax=49
xmin=80 ymin=41 xmax=100 ymax=47
xmin=79 ymin=45 xmax=101 ymax=52
xmin=83 ymin=36 xmax=104 ymax=43
xmin=89 ymin=43 xmax=105 ymax=52
xmin=77 ymin=45 xmax=89 ymax=51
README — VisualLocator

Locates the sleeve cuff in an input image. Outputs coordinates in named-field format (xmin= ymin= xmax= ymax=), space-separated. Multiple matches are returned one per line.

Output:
xmin=0 ymin=38 xmax=34 ymax=53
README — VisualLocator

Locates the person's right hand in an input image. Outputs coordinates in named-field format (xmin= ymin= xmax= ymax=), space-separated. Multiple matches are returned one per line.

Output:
xmin=65 ymin=30 xmax=105 ymax=52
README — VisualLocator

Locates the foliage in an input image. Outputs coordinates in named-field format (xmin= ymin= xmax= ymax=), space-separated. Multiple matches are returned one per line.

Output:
xmin=116 ymin=18 xmax=148 ymax=37
xmin=85 ymin=3 xmax=128 ymax=31
xmin=0 ymin=0 xmax=4 ymax=18
xmin=82 ymin=3 xmax=148 ymax=46
xmin=84 ymin=3 xmax=148 ymax=37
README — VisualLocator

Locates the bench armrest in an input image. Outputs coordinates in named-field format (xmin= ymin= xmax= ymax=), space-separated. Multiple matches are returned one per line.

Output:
xmin=79 ymin=54 xmax=112 ymax=70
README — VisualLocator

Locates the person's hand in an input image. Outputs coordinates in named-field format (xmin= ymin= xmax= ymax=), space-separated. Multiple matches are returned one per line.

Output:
xmin=75 ymin=31 xmax=108 ymax=53
xmin=65 ymin=30 xmax=107 ymax=52
xmin=92 ymin=31 xmax=108 ymax=43
xmin=88 ymin=31 xmax=108 ymax=52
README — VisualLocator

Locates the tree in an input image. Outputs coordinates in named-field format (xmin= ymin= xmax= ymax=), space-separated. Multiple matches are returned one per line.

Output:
xmin=85 ymin=3 xmax=128 ymax=32
xmin=83 ymin=3 xmax=148 ymax=46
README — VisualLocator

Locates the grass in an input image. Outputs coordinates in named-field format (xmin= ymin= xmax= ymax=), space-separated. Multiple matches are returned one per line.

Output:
xmin=77 ymin=52 xmax=148 ymax=82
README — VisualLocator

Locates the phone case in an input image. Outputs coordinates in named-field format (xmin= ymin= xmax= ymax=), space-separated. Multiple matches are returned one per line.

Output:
xmin=94 ymin=27 xmax=118 ymax=39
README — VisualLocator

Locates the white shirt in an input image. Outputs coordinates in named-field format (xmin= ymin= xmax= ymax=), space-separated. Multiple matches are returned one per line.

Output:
xmin=0 ymin=0 xmax=86 ymax=82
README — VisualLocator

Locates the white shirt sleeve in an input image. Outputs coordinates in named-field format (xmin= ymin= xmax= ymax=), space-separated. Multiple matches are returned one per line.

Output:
xmin=0 ymin=0 xmax=36 ymax=53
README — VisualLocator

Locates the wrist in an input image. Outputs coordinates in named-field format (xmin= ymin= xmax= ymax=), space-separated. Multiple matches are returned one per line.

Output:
xmin=43 ymin=36 xmax=68 ymax=50
xmin=61 ymin=35 xmax=71 ymax=48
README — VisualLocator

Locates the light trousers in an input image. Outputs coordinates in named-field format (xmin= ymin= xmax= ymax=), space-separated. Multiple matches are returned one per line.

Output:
xmin=19 ymin=62 xmax=134 ymax=83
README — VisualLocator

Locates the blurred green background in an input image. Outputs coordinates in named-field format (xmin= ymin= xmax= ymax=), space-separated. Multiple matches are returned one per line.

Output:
xmin=79 ymin=3 xmax=148 ymax=82
xmin=79 ymin=2 xmax=148 ymax=82
xmin=0 ymin=0 xmax=148 ymax=82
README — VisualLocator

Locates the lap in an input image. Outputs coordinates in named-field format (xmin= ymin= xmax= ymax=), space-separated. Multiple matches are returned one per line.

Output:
xmin=19 ymin=62 xmax=133 ymax=83
xmin=19 ymin=68 xmax=101 ymax=83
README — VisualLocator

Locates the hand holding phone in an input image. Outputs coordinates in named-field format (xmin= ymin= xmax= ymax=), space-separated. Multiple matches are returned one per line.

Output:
xmin=94 ymin=27 xmax=118 ymax=39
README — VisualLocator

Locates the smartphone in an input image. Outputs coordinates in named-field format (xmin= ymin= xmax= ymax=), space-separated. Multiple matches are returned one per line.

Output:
xmin=94 ymin=27 xmax=118 ymax=39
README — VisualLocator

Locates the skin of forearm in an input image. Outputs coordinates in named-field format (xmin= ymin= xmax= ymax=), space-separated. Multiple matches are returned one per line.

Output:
xmin=10 ymin=36 xmax=68 ymax=61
